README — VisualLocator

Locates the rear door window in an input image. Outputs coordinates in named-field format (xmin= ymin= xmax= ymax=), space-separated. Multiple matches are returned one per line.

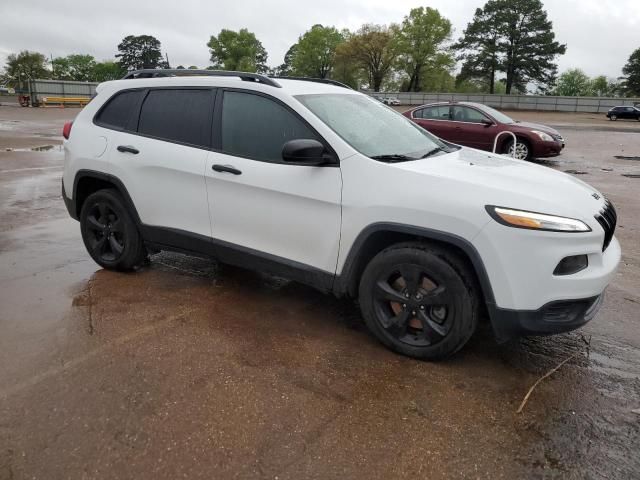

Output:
xmin=422 ymin=105 xmax=451 ymax=121
xmin=137 ymin=89 xmax=214 ymax=148
xmin=95 ymin=90 xmax=145 ymax=130
xmin=220 ymin=90 xmax=319 ymax=162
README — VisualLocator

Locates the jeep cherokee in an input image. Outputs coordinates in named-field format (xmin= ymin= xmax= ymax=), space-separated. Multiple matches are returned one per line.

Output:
xmin=61 ymin=70 xmax=621 ymax=360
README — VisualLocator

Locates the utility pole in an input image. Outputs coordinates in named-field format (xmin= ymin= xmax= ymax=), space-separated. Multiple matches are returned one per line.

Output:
xmin=50 ymin=53 xmax=55 ymax=78
xmin=165 ymin=52 xmax=170 ymax=69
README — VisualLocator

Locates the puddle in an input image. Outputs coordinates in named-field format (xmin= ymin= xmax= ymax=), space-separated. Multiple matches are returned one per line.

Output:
xmin=564 ymin=169 xmax=588 ymax=175
xmin=614 ymin=155 xmax=640 ymax=161
xmin=4 ymin=145 xmax=61 ymax=152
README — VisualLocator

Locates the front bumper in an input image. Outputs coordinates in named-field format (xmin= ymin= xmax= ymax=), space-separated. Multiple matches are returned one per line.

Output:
xmin=533 ymin=140 xmax=564 ymax=158
xmin=490 ymin=294 xmax=604 ymax=342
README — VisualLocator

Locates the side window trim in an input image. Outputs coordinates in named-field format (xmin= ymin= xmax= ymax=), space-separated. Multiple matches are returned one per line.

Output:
xmin=94 ymin=86 xmax=217 ymax=151
xmin=213 ymin=87 xmax=338 ymax=165
xmin=127 ymin=88 xmax=148 ymax=132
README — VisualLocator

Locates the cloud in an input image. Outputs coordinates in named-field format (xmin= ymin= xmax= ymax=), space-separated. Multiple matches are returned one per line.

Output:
xmin=1 ymin=0 xmax=638 ymax=77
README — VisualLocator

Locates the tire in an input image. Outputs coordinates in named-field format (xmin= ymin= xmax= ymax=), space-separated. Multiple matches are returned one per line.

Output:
xmin=610 ymin=115 xmax=617 ymax=121
xmin=503 ymin=138 xmax=532 ymax=161
xmin=80 ymin=189 xmax=147 ymax=271
xmin=358 ymin=242 xmax=479 ymax=360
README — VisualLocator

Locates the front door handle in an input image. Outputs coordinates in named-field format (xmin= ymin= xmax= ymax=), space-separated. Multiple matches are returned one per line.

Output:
xmin=212 ymin=164 xmax=242 ymax=175
xmin=117 ymin=145 xmax=139 ymax=154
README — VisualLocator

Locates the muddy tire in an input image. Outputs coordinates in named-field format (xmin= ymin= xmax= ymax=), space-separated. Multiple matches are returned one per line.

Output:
xmin=503 ymin=138 xmax=532 ymax=161
xmin=358 ymin=242 xmax=479 ymax=360
xmin=80 ymin=189 xmax=147 ymax=271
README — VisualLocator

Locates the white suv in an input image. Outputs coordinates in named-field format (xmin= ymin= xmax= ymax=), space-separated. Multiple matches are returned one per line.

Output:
xmin=62 ymin=70 xmax=621 ymax=359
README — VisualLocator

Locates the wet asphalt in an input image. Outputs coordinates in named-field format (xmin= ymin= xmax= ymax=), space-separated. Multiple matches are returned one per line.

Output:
xmin=0 ymin=105 xmax=638 ymax=479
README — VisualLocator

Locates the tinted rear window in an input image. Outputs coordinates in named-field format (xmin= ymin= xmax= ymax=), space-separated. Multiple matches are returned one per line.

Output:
xmin=95 ymin=90 xmax=144 ymax=130
xmin=138 ymin=89 xmax=213 ymax=148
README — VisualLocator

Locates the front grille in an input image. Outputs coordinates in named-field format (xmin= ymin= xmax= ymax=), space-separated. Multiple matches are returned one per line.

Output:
xmin=594 ymin=198 xmax=617 ymax=251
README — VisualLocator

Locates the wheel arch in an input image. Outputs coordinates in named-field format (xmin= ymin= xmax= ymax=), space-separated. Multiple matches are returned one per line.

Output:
xmin=72 ymin=170 xmax=141 ymax=224
xmin=333 ymin=223 xmax=497 ymax=310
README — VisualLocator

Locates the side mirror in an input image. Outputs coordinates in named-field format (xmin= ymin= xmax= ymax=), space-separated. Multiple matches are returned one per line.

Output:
xmin=282 ymin=139 xmax=332 ymax=166
xmin=481 ymin=118 xmax=494 ymax=127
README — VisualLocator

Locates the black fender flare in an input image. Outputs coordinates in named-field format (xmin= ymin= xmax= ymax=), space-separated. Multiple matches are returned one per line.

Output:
xmin=333 ymin=222 xmax=498 ymax=320
xmin=70 ymin=169 xmax=142 ymax=224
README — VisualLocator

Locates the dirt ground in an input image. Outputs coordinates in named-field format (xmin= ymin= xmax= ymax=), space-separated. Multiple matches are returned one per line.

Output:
xmin=0 ymin=104 xmax=639 ymax=480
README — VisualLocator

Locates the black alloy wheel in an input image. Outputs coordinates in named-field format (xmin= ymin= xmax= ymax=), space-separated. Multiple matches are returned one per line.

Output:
xmin=359 ymin=243 xmax=479 ymax=360
xmin=80 ymin=189 xmax=147 ymax=270
xmin=372 ymin=263 xmax=452 ymax=347
xmin=85 ymin=202 xmax=125 ymax=262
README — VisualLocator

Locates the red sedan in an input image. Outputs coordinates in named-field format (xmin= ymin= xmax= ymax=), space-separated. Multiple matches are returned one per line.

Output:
xmin=403 ymin=102 xmax=565 ymax=161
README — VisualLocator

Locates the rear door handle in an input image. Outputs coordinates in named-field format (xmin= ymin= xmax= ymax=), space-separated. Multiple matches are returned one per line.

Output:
xmin=212 ymin=164 xmax=242 ymax=175
xmin=117 ymin=145 xmax=139 ymax=154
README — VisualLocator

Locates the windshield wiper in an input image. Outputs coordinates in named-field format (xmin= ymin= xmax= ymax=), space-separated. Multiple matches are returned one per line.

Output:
xmin=420 ymin=147 xmax=445 ymax=158
xmin=370 ymin=154 xmax=414 ymax=162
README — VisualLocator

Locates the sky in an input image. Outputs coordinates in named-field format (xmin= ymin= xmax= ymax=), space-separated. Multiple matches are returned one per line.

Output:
xmin=1 ymin=0 xmax=639 ymax=78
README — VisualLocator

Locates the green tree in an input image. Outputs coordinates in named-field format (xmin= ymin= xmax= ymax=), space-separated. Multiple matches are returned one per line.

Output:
xmin=3 ymin=50 xmax=50 ymax=85
xmin=335 ymin=24 xmax=398 ymax=91
xmin=420 ymin=53 xmax=456 ymax=92
xmin=276 ymin=44 xmax=297 ymax=76
xmin=456 ymin=0 xmax=566 ymax=94
xmin=91 ymin=61 xmax=124 ymax=82
xmin=52 ymin=54 xmax=97 ymax=81
xmin=207 ymin=28 xmax=268 ymax=73
xmin=116 ymin=35 xmax=165 ymax=71
xmin=291 ymin=25 xmax=344 ymax=78
xmin=590 ymin=75 xmax=619 ymax=97
xmin=395 ymin=7 xmax=452 ymax=92
xmin=622 ymin=47 xmax=640 ymax=97
xmin=552 ymin=68 xmax=591 ymax=96
xmin=453 ymin=6 xmax=502 ymax=93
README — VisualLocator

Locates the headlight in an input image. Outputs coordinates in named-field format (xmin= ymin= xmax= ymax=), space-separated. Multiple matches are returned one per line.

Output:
xmin=532 ymin=130 xmax=554 ymax=142
xmin=486 ymin=206 xmax=591 ymax=232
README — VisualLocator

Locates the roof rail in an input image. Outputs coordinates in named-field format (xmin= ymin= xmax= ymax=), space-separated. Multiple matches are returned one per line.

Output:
xmin=121 ymin=69 xmax=282 ymax=88
xmin=270 ymin=76 xmax=353 ymax=90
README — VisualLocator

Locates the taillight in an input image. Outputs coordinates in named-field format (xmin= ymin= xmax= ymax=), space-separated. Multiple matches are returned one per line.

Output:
xmin=62 ymin=121 xmax=73 ymax=140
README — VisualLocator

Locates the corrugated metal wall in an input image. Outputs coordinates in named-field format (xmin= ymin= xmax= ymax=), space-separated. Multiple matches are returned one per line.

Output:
xmin=29 ymin=79 xmax=98 ymax=99
xmin=369 ymin=92 xmax=640 ymax=113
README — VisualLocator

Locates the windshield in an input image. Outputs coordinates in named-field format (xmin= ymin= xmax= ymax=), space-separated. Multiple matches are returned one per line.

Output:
xmin=471 ymin=103 xmax=515 ymax=124
xmin=296 ymin=93 xmax=450 ymax=160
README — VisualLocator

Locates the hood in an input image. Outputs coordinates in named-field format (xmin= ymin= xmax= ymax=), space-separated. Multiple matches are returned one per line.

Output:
xmin=511 ymin=121 xmax=561 ymax=136
xmin=393 ymin=147 xmax=604 ymax=224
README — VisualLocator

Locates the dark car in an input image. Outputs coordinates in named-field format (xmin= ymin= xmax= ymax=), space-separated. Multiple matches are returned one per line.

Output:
xmin=403 ymin=101 xmax=565 ymax=161
xmin=606 ymin=105 xmax=640 ymax=121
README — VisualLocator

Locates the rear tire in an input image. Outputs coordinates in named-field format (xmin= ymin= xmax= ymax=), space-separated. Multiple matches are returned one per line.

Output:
xmin=358 ymin=242 xmax=479 ymax=360
xmin=80 ymin=189 xmax=147 ymax=271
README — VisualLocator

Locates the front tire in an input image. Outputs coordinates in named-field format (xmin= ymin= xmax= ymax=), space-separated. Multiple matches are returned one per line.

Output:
xmin=80 ymin=189 xmax=147 ymax=271
xmin=358 ymin=243 xmax=479 ymax=360
xmin=610 ymin=114 xmax=617 ymax=121
xmin=503 ymin=138 xmax=532 ymax=161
